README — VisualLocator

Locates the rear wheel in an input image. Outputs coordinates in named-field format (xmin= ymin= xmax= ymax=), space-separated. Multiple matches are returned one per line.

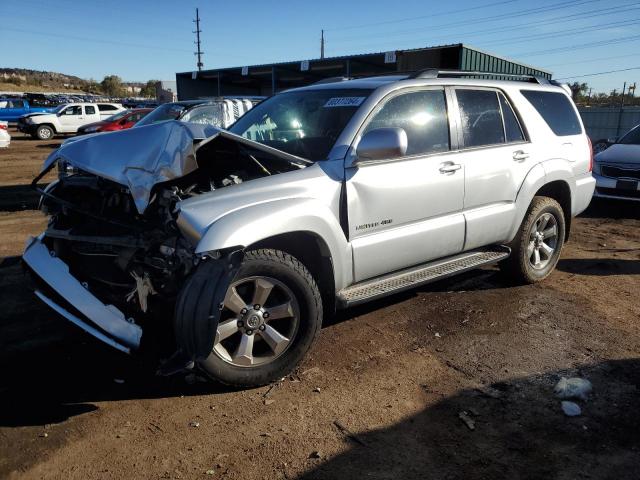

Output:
xmin=36 ymin=125 xmax=54 ymax=140
xmin=198 ymin=249 xmax=322 ymax=387
xmin=500 ymin=196 xmax=565 ymax=284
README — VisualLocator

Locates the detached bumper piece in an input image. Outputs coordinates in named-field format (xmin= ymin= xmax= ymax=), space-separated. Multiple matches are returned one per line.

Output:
xmin=22 ymin=236 xmax=142 ymax=354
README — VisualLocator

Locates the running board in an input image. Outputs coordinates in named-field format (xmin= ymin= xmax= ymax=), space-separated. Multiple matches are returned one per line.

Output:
xmin=337 ymin=247 xmax=510 ymax=307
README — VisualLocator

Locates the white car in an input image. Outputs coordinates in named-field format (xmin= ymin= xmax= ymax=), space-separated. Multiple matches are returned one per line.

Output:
xmin=593 ymin=124 xmax=640 ymax=201
xmin=17 ymin=103 xmax=125 ymax=140
xmin=0 ymin=121 xmax=10 ymax=147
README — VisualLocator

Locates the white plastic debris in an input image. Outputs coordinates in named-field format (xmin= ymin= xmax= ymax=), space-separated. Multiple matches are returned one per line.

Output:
xmin=561 ymin=401 xmax=582 ymax=417
xmin=554 ymin=377 xmax=592 ymax=401
xmin=125 ymin=271 xmax=157 ymax=312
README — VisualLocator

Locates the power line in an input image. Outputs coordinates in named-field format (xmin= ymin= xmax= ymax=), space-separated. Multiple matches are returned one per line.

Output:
xmin=2 ymin=26 xmax=192 ymax=53
xmin=556 ymin=66 xmax=640 ymax=80
xmin=324 ymin=0 xmax=519 ymax=32
xmin=543 ymin=53 xmax=640 ymax=69
xmin=329 ymin=0 xmax=602 ymax=43
xmin=511 ymin=34 xmax=640 ymax=57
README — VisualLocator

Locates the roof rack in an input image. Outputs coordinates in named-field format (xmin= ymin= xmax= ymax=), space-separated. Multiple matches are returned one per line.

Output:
xmin=409 ymin=69 xmax=550 ymax=85
xmin=312 ymin=76 xmax=353 ymax=85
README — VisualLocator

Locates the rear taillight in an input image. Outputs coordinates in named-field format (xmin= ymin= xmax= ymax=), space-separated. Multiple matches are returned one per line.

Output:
xmin=0 ymin=124 xmax=7 ymax=131
xmin=587 ymin=137 xmax=593 ymax=172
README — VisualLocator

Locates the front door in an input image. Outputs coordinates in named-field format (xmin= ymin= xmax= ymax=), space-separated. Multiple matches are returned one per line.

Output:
xmin=346 ymin=88 xmax=465 ymax=283
xmin=58 ymin=105 xmax=84 ymax=132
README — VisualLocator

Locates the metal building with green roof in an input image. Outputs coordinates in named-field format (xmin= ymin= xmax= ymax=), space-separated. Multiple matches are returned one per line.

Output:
xmin=175 ymin=43 xmax=551 ymax=100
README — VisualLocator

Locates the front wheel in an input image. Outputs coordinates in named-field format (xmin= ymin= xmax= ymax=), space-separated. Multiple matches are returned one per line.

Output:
xmin=198 ymin=249 xmax=322 ymax=387
xmin=500 ymin=196 xmax=565 ymax=284
xmin=35 ymin=125 xmax=54 ymax=140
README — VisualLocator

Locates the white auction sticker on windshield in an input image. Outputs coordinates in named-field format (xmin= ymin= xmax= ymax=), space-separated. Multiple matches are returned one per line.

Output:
xmin=324 ymin=97 xmax=366 ymax=108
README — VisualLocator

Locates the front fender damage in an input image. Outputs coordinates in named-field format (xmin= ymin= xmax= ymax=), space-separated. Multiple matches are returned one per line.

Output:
xmin=158 ymin=249 xmax=244 ymax=376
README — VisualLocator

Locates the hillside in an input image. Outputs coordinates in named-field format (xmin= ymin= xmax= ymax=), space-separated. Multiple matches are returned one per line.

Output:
xmin=0 ymin=68 xmax=89 ymax=92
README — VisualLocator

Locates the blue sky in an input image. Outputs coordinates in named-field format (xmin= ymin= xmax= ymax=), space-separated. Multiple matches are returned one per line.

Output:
xmin=2 ymin=0 xmax=639 ymax=93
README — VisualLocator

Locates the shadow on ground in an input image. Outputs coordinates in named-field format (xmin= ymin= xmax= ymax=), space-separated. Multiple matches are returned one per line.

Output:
xmin=558 ymin=258 xmax=640 ymax=276
xmin=297 ymin=358 xmax=640 ymax=480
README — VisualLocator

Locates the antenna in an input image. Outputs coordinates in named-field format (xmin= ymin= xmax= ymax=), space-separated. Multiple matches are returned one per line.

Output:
xmin=320 ymin=29 xmax=325 ymax=59
xmin=193 ymin=8 xmax=204 ymax=71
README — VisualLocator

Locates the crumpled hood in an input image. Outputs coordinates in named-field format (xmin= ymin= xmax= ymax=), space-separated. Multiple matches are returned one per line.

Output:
xmin=42 ymin=121 xmax=219 ymax=213
xmin=41 ymin=120 xmax=311 ymax=214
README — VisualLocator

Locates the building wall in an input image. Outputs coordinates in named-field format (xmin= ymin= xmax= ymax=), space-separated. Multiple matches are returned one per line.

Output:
xmin=578 ymin=107 xmax=640 ymax=140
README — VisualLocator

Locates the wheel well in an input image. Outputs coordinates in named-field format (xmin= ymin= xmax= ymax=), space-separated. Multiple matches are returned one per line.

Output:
xmin=535 ymin=181 xmax=572 ymax=240
xmin=248 ymin=232 xmax=336 ymax=317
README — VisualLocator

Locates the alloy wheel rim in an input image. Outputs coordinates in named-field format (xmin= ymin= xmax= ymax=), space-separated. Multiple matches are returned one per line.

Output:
xmin=527 ymin=212 xmax=558 ymax=270
xmin=212 ymin=276 xmax=300 ymax=367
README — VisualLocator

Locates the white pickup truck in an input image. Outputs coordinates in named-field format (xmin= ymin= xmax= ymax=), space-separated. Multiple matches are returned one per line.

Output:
xmin=18 ymin=103 xmax=126 ymax=140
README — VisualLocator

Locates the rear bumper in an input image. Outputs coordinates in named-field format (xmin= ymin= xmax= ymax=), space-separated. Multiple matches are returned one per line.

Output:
xmin=572 ymin=173 xmax=596 ymax=216
xmin=22 ymin=235 xmax=142 ymax=353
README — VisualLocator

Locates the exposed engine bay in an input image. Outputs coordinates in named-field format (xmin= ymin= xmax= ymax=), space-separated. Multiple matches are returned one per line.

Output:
xmin=34 ymin=125 xmax=307 ymax=332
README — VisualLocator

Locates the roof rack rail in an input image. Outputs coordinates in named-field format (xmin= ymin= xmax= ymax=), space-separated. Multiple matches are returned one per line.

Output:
xmin=409 ymin=69 xmax=550 ymax=85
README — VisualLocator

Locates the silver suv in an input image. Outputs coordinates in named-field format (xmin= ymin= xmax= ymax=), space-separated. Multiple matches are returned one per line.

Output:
xmin=23 ymin=70 xmax=595 ymax=387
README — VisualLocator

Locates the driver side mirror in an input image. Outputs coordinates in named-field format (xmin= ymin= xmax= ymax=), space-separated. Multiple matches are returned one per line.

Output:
xmin=355 ymin=127 xmax=408 ymax=163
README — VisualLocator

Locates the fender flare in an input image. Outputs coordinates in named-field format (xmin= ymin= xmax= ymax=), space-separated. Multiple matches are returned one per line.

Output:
xmin=192 ymin=198 xmax=353 ymax=291
xmin=507 ymin=160 xmax=574 ymax=242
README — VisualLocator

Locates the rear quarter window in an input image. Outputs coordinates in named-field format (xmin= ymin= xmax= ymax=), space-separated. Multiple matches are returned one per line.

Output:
xmin=520 ymin=90 xmax=582 ymax=136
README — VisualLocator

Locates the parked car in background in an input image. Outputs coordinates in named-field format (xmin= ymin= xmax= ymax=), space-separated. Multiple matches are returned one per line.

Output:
xmin=0 ymin=121 xmax=10 ymax=147
xmin=24 ymin=71 xmax=594 ymax=388
xmin=0 ymin=98 xmax=56 ymax=123
xmin=77 ymin=108 xmax=152 ymax=135
xmin=17 ymin=103 xmax=126 ymax=139
xmin=593 ymin=123 xmax=640 ymax=201
xmin=135 ymin=97 xmax=262 ymax=129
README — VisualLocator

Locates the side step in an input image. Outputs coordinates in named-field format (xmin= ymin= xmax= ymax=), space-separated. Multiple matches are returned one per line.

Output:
xmin=337 ymin=247 xmax=510 ymax=307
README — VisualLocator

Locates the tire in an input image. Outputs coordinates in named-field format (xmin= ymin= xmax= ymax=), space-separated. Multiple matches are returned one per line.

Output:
xmin=36 ymin=125 xmax=54 ymax=140
xmin=198 ymin=249 xmax=323 ymax=387
xmin=500 ymin=196 xmax=565 ymax=284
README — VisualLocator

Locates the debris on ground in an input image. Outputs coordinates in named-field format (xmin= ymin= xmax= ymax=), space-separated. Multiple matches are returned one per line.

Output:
xmin=189 ymin=421 xmax=200 ymax=428
xmin=205 ymin=469 xmax=215 ymax=475
xmin=561 ymin=401 xmax=582 ymax=417
xmin=475 ymin=385 xmax=503 ymax=399
xmin=39 ymin=432 xmax=48 ymax=438
xmin=113 ymin=378 xmax=125 ymax=384
xmin=458 ymin=411 xmax=476 ymax=430
xmin=554 ymin=377 xmax=593 ymax=400
xmin=264 ymin=399 xmax=275 ymax=406
xmin=313 ymin=387 xmax=321 ymax=393
xmin=309 ymin=451 xmax=322 ymax=459
xmin=333 ymin=420 xmax=368 ymax=446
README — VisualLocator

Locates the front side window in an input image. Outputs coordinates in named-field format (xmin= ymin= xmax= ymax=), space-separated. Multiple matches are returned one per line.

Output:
xmin=619 ymin=125 xmax=640 ymax=145
xmin=8 ymin=100 xmax=25 ymax=108
xmin=362 ymin=89 xmax=450 ymax=156
xmin=456 ymin=89 xmax=504 ymax=148
xmin=230 ymin=89 xmax=372 ymax=161
xmin=62 ymin=106 xmax=82 ymax=116
xmin=85 ymin=106 xmax=96 ymax=115
xmin=520 ymin=90 xmax=582 ymax=136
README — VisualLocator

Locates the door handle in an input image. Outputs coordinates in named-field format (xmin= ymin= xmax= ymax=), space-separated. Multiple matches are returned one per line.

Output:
xmin=439 ymin=162 xmax=462 ymax=174
xmin=513 ymin=150 xmax=529 ymax=162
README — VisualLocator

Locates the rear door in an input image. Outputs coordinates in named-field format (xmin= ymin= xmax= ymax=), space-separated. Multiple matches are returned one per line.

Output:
xmin=84 ymin=105 xmax=101 ymax=124
xmin=447 ymin=87 xmax=535 ymax=250
xmin=347 ymin=87 xmax=466 ymax=282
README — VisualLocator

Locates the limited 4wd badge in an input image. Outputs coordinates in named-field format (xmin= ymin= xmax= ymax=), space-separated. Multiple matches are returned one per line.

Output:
xmin=355 ymin=219 xmax=393 ymax=231
xmin=324 ymin=97 xmax=366 ymax=108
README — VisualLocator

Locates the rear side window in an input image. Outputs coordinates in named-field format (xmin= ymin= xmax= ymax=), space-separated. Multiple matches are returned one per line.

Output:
xmin=364 ymin=89 xmax=450 ymax=156
xmin=98 ymin=104 xmax=118 ymax=112
xmin=456 ymin=89 xmax=504 ymax=148
xmin=499 ymin=93 xmax=525 ymax=143
xmin=85 ymin=106 xmax=96 ymax=115
xmin=520 ymin=90 xmax=582 ymax=136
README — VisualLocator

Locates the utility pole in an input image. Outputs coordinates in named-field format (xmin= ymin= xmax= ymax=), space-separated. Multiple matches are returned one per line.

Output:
xmin=193 ymin=8 xmax=204 ymax=71
xmin=320 ymin=29 xmax=325 ymax=59
xmin=616 ymin=81 xmax=626 ymax=138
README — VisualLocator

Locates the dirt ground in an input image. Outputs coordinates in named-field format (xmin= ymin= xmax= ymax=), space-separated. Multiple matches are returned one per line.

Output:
xmin=0 ymin=134 xmax=639 ymax=480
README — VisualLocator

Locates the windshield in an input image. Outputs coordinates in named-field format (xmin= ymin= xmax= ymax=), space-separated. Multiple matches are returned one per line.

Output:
xmin=229 ymin=89 xmax=372 ymax=161
xmin=135 ymin=103 xmax=192 ymax=127
xmin=619 ymin=125 xmax=640 ymax=145
xmin=106 ymin=110 xmax=130 ymax=122
xmin=53 ymin=104 xmax=68 ymax=114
